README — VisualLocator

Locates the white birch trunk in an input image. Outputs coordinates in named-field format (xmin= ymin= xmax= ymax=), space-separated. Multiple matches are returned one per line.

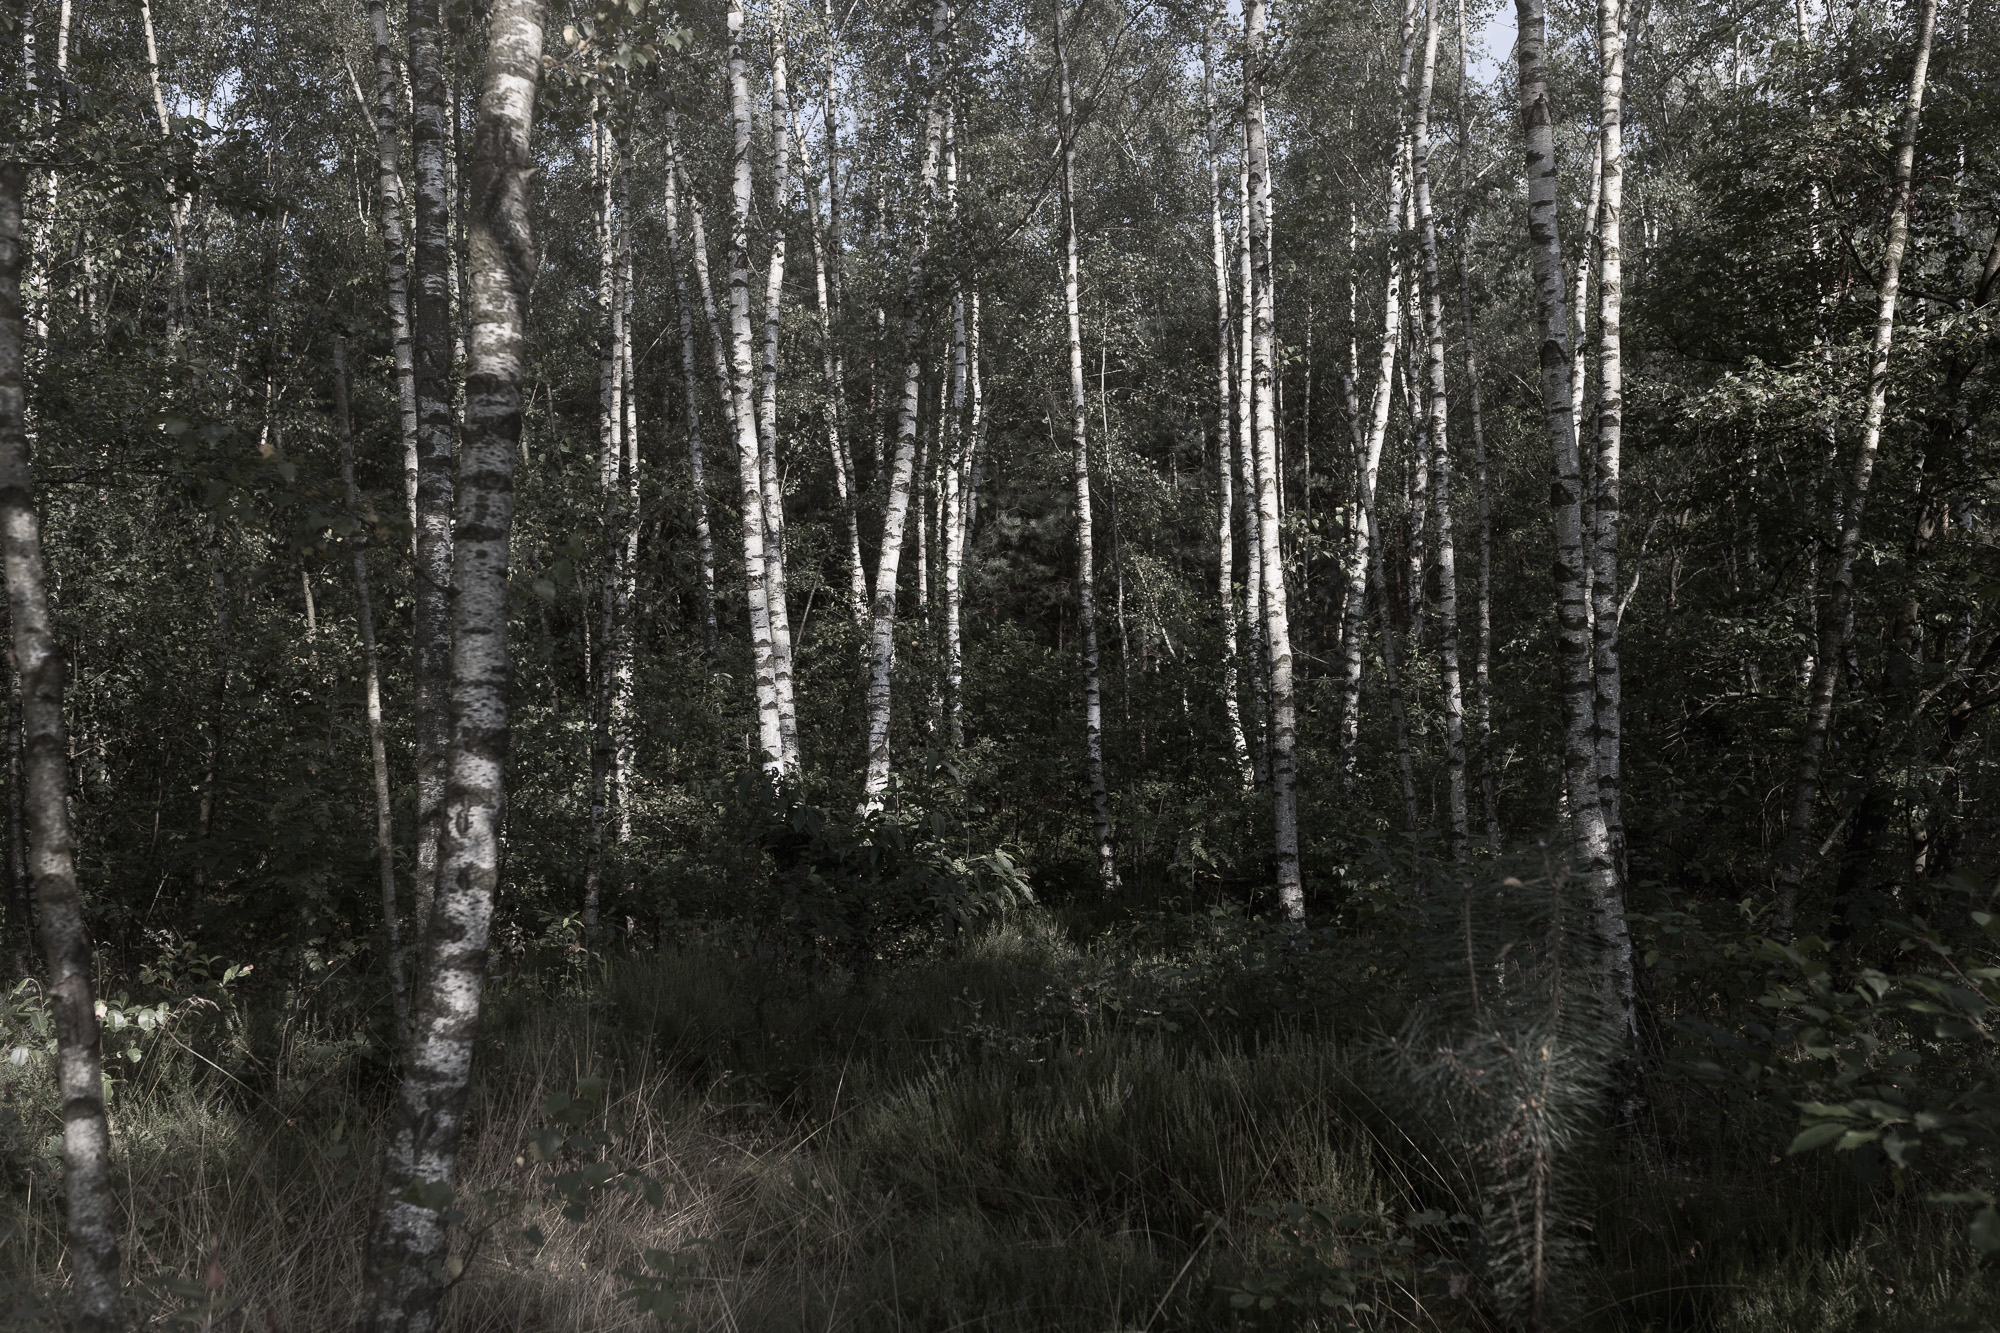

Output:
xmin=1512 ymin=0 xmax=1627 ymax=1038
xmin=1412 ymin=0 xmax=1470 ymax=857
xmin=1775 ymin=0 xmax=1938 ymax=937
xmin=364 ymin=0 xmax=421 ymax=539
xmin=360 ymin=3 xmax=545 ymax=1324
xmin=1205 ymin=19 xmax=1255 ymax=791
xmin=1337 ymin=0 xmax=1415 ymax=784
xmin=2 ymin=155 xmax=123 ymax=1333
xmin=1236 ymin=149 xmax=1270 ymax=783
xmin=858 ymin=0 xmax=952 ymax=812
xmin=1244 ymin=0 xmax=1302 ymax=919
xmin=754 ymin=16 xmax=801 ymax=775
xmin=1457 ymin=0 xmax=1500 ymax=847
xmin=1590 ymin=0 xmax=1628 ymax=883
xmin=582 ymin=95 xmax=619 ymax=942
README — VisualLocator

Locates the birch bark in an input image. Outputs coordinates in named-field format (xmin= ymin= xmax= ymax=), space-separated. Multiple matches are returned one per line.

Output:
xmin=1590 ymin=0 xmax=1628 ymax=881
xmin=1205 ymin=19 xmax=1255 ymax=791
xmin=2 ymin=154 xmax=122 ymax=1333
xmin=753 ymin=15 xmax=801 ymax=773
xmin=409 ymin=0 xmax=459 ymax=938
xmin=364 ymin=0 xmax=421 ymax=537
xmin=858 ymin=0 xmax=951 ymax=812
xmin=1774 ymin=0 xmax=1938 ymax=938
xmin=1244 ymin=0 xmax=1301 ymax=918
xmin=360 ymin=2 xmax=545 ymax=1325
xmin=1513 ymin=0 xmax=1628 ymax=1038
xmin=1412 ymin=0 xmax=1470 ymax=857
xmin=1337 ymin=0 xmax=1415 ymax=784
xmin=335 ymin=332 xmax=410 ymax=1030
xmin=1456 ymin=0 xmax=1499 ymax=846
xmin=1056 ymin=0 xmax=1117 ymax=894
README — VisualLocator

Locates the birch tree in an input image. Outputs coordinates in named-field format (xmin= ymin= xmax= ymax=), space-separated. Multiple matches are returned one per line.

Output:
xmin=1589 ymin=0 xmax=1627 ymax=880
xmin=1055 ymin=0 xmax=1116 ymax=893
xmin=360 ymin=0 xmax=546 ymax=1322
xmin=363 ymin=0 xmax=420 ymax=536
xmin=1512 ymin=0 xmax=1630 ymax=1039
xmin=1244 ymin=0 xmax=1302 ymax=919
xmin=2 ymin=152 xmax=121 ymax=1333
xmin=858 ymin=0 xmax=951 ymax=812
xmin=663 ymin=142 xmax=720 ymax=665
xmin=1774 ymin=0 xmax=1939 ymax=938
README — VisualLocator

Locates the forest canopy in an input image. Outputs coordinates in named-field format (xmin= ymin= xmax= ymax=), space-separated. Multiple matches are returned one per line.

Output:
xmin=1 ymin=0 xmax=1998 ymax=1324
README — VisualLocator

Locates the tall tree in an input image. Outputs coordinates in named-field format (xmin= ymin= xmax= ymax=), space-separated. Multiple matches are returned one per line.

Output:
xmin=1774 ymin=0 xmax=1940 ymax=938
xmin=2 ymin=150 xmax=121 ymax=1333
xmin=360 ymin=0 xmax=547 ymax=1322
xmin=363 ymin=0 xmax=420 ymax=536
xmin=1589 ymin=0 xmax=1628 ymax=881
xmin=1512 ymin=0 xmax=1630 ymax=1039
xmin=1055 ymin=0 xmax=1116 ymax=894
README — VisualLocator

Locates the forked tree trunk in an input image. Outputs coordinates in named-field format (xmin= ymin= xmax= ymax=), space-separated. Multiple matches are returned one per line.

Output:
xmin=1512 ymin=0 xmax=1629 ymax=1039
xmin=2 ymin=154 xmax=122 ymax=1333
xmin=663 ymin=139 xmax=720 ymax=666
xmin=1337 ymin=0 xmax=1415 ymax=784
xmin=364 ymin=0 xmax=420 ymax=537
xmin=858 ymin=0 xmax=952 ymax=812
xmin=359 ymin=2 xmax=545 ymax=1325
xmin=1205 ymin=17 xmax=1255 ymax=791
xmin=1411 ymin=0 xmax=1469 ymax=857
xmin=408 ymin=0 xmax=458 ymax=940
xmin=334 ymin=332 xmax=409 ymax=1030
xmin=1774 ymin=0 xmax=1938 ymax=938
xmin=1055 ymin=0 xmax=1118 ymax=894
xmin=1244 ymin=0 xmax=1302 ymax=919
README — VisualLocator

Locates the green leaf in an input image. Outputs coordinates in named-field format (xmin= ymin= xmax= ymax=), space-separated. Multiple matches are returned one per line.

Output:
xmin=1788 ymin=1121 xmax=1848 ymax=1154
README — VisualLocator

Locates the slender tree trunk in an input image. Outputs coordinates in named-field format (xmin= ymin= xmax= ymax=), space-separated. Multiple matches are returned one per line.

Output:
xmin=335 ymin=332 xmax=410 ymax=1031
xmin=1204 ymin=21 xmax=1254 ymax=790
xmin=1590 ymin=0 xmax=1627 ymax=883
xmin=1774 ymin=0 xmax=1937 ymax=938
xmin=613 ymin=158 xmax=639 ymax=861
xmin=408 ymin=0 xmax=458 ymax=940
xmin=1513 ymin=0 xmax=1629 ymax=1039
xmin=1244 ymin=0 xmax=1301 ymax=918
xmin=1456 ymin=0 xmax=1499 ymax=847
xmin=1338 ymin=0 xmax=1415 ymax=785
xmin=3 ymin=152 xmax=121 ymax=1333
xmin=192 ymin=528 xmax=229 ymax=895
xmin=943 ymin=291 xmax=979 ymax=743
xmin=858 ymin=0 xmax=951 ymax=812
xmin=753 ymin=16 xmax=801 ymax=774
xmin=681 ymin=142 xmax=786 ymax=773
xmin=941 ymin=242 xmax=970 ymax=746
xmin=1412 ymin=0 xmax=1469 ymax=857
xmin=1056 ymin=0 xmax=1117 ymax=895
xmin=360 ymin=1 xmax=545 ymax=1324
xmin=582 ymin=101 xmax=622 ymax=944
xmin=1237 ymin=149 xmax=1270 ymax=784
xmin=365 ymin=0 xmax=421 ymax=537
xmin=663 ymin=141 xmax=719 ymax=666
xmin=1370 ymin=484 xmax=1422 ymax=832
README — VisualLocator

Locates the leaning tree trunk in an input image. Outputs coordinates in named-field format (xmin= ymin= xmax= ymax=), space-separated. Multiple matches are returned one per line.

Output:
xmin=1513 ymin=0 xmax=1629 ymax=1040
xmin=2 ymin=153 xmax=122 ymax=1333
xmin=1774 ymin=0 xmax=1938 ymax=939
xmin=1337 ymin=0 xmax=1415 ymax=785
xmin=1411 ymin=0 xmax=1469 ymax=858
xmin=858 ymin=0 xmax=952 ymax=813
xmin=1055 ymin=0 xmax=1117 ymax=895
xmin=1244 ymin=0 xmax=1301 ymax=919
xmin=1205 ymin=17 xmax=1255 ymax=791
xmin=1589 ymin=0 xmax=1628 ymax=884
xmin=359 ymin=2 xmax=546 ymax=1326
xmin=335 ymin=333 xmax=410 ymax=1032
xmin=663 ymin=137 xmax=719 ymax=666
xmin=408 ymin=0 xmax=458 ymax=940
xmin=364 ymin=0 xmax=420 ymax=537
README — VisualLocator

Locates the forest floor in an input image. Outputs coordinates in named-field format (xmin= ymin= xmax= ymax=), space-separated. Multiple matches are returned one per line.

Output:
xmin=3 ymin=909 xmax=1995 ymax=1331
